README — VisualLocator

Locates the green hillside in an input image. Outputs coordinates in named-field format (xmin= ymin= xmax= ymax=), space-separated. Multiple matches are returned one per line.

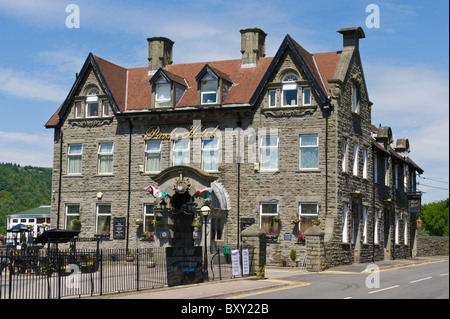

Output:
xmin=0 ymin=163 xmax=52 ymax=234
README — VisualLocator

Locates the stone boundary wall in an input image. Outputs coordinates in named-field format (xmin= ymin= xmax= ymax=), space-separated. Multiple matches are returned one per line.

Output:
xmin=415 ymin=236 xmax=449 ymax=257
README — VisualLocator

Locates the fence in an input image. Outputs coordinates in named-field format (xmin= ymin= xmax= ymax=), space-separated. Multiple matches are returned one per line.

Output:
xmin=0 ymin=247 xmax=167 ymax=299
xmin=0 ymin=245 xmax=255 ymax=299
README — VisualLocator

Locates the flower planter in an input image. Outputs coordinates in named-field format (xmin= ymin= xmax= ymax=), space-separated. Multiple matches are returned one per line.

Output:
xmin=126 ymin=256 xmax=135 ymax=262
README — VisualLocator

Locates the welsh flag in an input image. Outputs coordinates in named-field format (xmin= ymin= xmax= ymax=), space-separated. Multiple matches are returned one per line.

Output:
xmin=145 ymin=185 xmax=167 ymax=198
xmin=194 ymin=187 xmax=212 ymax=199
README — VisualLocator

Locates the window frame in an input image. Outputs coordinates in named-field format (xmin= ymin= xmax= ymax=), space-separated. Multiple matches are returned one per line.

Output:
xmin=86 ymin=87 xmax=100 ymax=118
xmin=298 ymin=202 xmax=319 ymax=233
xmin=302 ymin=87 xmax=312 ymax=106
xmin=200 ymin=75 xmax=218 ymax=105
xmin=353 ymin=144 xmax=359 ymax=176
xmin=260 ymin=202 xmax=279 ymax=235
xmin=96 ymin=204 xmax=111 ymax=233
xmin=155 ymin=81 xmax=172 ymax=108
xmin=145 ymin=141 xmax=162 ymax=173
xmin=342 ymin=204 xmax=349 ymax=243
xmin=68 ymin=143 xmax=82 ymax=175
xmin=144 ymin=204 xmax=155 ymax=233
xmin=268 ymin=90 xmax=277 ymax=108
xmin=202 ymin=138 xmax=220 ymax=172
xmin=259 ymin=135 xmax=279 ymax=171
xmin=352 ymin=84 xmax=360 ymax=113
xmin=299 ymin=134 xmax=319 ymax=170
xmin=172 ymin=139 xmax=190 ymax=166
xmin=281 ymin=73 xmax=299 ymax=107
xmin=65 ymin=204 xmax=80 ymax=230
xmin=98 ymin=142 xmax=114 ymax=175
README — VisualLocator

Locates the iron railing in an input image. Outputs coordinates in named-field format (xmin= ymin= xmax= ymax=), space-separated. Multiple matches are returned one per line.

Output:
xmin=0 ymin=247 xmax=167 ymax=299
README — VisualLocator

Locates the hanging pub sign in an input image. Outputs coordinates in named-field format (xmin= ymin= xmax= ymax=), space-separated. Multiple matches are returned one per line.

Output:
xmin=407 ymin=193 xmax=422 ymax=214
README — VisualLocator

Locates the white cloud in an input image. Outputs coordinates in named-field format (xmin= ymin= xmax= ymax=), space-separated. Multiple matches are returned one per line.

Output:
xmin=0 ymin=67 xmax=67 ymax=102
xmin=366 ymin=63 xmax=449 ymax=203
xmin=0 ymin=131 xmax=53 ymax=167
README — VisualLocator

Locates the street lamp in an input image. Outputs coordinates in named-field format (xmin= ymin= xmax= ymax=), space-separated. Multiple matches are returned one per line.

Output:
xmin=201 ymin=205 xmax=211 ymax=281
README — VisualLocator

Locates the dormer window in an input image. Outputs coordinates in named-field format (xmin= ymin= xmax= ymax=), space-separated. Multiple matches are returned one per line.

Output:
xmin=155 ymin=78 xmax=171 ymax=108
xmin=86 ymin=87 xmax=99 ymax=117
xmin=282 ymin=73 xmax=298 ymax=106
xmin=201 ymin=74 xmax=218 ymax=104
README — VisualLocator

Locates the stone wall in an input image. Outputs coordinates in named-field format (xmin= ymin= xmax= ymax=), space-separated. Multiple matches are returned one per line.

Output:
xmin=415 ymin=236 xmax=449 ymax=257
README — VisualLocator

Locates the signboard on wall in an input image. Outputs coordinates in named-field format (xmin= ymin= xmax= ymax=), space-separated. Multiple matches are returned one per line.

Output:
xmin=166 ymin=247 xmax=203 ymax=287
xmin=113 ymin=217 xmax=126 ymax=239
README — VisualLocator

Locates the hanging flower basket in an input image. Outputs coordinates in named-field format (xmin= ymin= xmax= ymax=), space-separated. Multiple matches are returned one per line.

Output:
xmin=135 ymin=219 xmax=143 ymax=226
xmin=192 ymin=218 xmax=203 ymax=230
xmin=151 ymin=216 xmax=163 ymax=226
xmin=272 ymin=216 xmax=281 ymax=223
xmin=292 ymin=218 xmax=300 ymax=224
xmin=313 ymin=219 xmax=321 ymax=226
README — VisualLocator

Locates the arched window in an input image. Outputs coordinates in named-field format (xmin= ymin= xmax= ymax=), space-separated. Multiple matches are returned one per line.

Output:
xmin=282 ymin=73 xmax=298 ymax=106
xmin=86 ymin=87 xmax=99 ymax=117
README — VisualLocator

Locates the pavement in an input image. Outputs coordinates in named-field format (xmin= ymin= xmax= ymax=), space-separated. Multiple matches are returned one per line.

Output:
xmin=91 ymin=256 xmax=448 ymax=299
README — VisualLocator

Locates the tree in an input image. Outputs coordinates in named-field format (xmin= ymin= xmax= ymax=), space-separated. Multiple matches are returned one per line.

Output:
xmin=419 ymin=198 xmax=449 ymax=237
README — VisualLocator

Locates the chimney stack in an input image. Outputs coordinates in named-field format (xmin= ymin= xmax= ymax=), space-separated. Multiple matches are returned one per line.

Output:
xmin=147 ymin=37 xmax=174 ymax=75
xmin=240 ymin=28 xmax=267 ymax=68
xmin=337 ymin=27 xmax=365 ymax=50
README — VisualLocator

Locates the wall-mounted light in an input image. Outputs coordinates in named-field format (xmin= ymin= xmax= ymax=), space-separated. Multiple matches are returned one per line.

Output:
xmin=97 ymin=192 xmax=103 ymax=200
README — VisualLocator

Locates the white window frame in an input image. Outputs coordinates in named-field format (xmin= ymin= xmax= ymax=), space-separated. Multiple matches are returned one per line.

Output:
xmin=302 ymin=87 xmax=311 ymax=106
xmin=102 ymin=100 xmax=109 ymax=117
xmin=68 ymin=144 xmax=82 ymax=175
xmin=86 ymin=88 xmax=99 ymax=118
xmin=353 ymin=144 xmax=359 ymax=176
xmin=404 ymin=216 xmax=408 ymax=245
xmin=352 ymin=84 xmax=359 ymax=113
xmin=403 ymin=165 xmax=407 ymax=191
xmin=260 ymin=202 xmax=279 ymax=234
xmin=75 ymin=102 xmax=82 ymax=118
xmin=202 ymin=138 xmax=220 ymax=172
xmin=299 ymin=202 xmax=319 ymax=233
xmin=172 ymin=139 xmax=190 ymax=166
xmin=385 ymin=157 xmax=389 ymax=186
xmin=362 ymin=148 xmax=368 ymax=179
xmin=268 ymin=90 xmax=277 ymax=108
xmin=362 ymin=207 xmax=368 ymax=244
xmin=155 ymin=79 xmax=171 ymax=107
xmin=145 ymin=141 xmax=162 ymax=173
xmin=260 ymin=135 xmax=279 ymax=171
xmin=395 ymin=214 xmax=399 ymax=244
xmin=281 ymin=74 xmax=298 ymax=107
xmin=144 ymin=204 xmax=155 ymax=233
xmin=299 ymin=134 xmax=319 ymax=169
xmin=98 ymin=142 xmax=114 ymax=175
xmin=96 ymin=204 xmax=111 ymax=233
xmin=342 ymin=141 xmax=348 ymax=173
xmin=374 ymin=210 xmax=379 ymax=244
xmin=201 ymin=74 xmax=218 ymax=105
xmin=342 ymin=204 xmax=348 ymax=243
xmin=65 ymin=204 xmax=80 ymax=230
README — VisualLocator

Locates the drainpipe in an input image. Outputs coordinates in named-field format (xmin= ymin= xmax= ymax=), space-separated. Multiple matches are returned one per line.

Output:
xmin=57 ymin=129 xmax=63 ymax=229
xmin=126 ymin=119 xmax=133 ymax=252
xmin=236 ymin=116 xmax=242 ymax=250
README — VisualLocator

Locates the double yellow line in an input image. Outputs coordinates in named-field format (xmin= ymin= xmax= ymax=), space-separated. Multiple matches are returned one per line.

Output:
xmin=227 ymin=279 xmax=310 ymax=299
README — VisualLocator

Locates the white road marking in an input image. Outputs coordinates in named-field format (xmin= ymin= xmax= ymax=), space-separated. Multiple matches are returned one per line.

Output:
xmin=410 ymin=277 xmax=432 ymax=283
xmin=368 ymin=285 xmax=400 ymax=294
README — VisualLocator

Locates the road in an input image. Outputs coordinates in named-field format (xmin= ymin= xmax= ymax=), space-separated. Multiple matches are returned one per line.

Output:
xmin=230 ymin=259 xmax=449 ymax=299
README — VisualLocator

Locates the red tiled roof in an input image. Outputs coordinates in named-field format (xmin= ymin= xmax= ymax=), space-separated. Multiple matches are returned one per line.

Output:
xmin=313 ymin=51 xmax=342 ymax=92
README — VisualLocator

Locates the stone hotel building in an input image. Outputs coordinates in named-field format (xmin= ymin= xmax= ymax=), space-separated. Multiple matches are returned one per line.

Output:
xmin=45 ymin=27 xmax=424 ymax=269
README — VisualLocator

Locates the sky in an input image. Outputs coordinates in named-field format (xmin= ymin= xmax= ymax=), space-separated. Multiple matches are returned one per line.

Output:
xmin=0 ymin=0 xmax=448 ymax=204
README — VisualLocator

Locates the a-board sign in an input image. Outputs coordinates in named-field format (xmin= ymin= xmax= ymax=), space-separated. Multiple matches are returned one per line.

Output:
xmin=166 ymin=247 xmax=203 ymax=287
xmin=113 ymin=217 xmax=126 ymax=239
